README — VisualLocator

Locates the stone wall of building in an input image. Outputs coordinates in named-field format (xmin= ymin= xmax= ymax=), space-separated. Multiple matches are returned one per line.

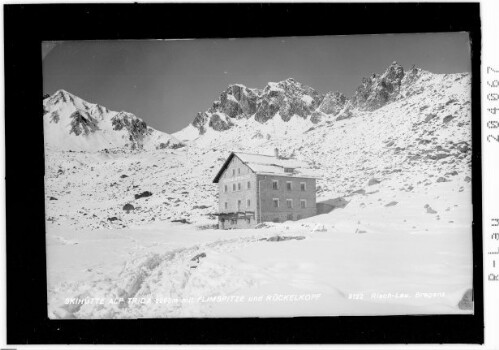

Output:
xmin=256 ymin=174 xmax=316 ymax=223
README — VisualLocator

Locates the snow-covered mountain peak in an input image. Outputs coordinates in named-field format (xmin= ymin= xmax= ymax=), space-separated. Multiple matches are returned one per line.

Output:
xmin=50 ymin=89 xmax=74 ymax=102
xmin=43 ymin=90 xmax=183 ymax=152
xmin=55 ymin=89 xmax=97 ymax=107
xmin=44 ymin=63 xmax=471 ymax=156
xmin=262 ymin=77 xmax=314 ymax=94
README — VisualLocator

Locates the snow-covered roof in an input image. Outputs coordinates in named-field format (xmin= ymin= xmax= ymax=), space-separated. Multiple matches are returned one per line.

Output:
xmin=213 ymin=152 xmax=318 ymax=183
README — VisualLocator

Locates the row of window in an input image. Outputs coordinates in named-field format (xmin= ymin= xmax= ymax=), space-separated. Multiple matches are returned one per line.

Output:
xmin=273 ymin=180 xmax=307 ymax=191
xmin=223 ymin=198 xmax=307 ymax=210
xmin=223 ymin=180 xmax=307 ymax=193
xmin=224 ymin=181 xmax=251 ymax=193
xmin=273 ymin=198 xmax=307 ymax=209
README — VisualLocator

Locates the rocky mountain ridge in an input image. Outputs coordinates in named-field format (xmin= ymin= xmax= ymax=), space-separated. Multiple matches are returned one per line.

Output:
xmin=175 ymin=62 xmax=453 ymax=140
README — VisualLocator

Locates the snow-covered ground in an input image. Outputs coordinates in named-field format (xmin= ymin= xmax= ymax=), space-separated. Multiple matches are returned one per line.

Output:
xmin=47 ymin=178 xmax=472 ymax=319
xmin=44 ymin=68 xmax=473 ymax=318
xmin=45 ymin=146 xmax=473 ymax=319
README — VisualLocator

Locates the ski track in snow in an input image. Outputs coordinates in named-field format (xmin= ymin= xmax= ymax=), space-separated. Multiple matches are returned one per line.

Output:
xmin=49 ymin=232 xmax=306 ymax=319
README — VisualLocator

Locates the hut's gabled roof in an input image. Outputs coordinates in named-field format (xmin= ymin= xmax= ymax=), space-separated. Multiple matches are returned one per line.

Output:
xmin=213 ymin=152 xmax=318 ymax=183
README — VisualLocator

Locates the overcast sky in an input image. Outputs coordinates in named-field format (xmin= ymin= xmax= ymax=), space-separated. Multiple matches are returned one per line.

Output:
xmin=42 ymin=32 xmax=471 ymax=134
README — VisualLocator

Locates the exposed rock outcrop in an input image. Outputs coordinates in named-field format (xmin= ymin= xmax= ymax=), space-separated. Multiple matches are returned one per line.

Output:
xmin=191 ymin=78 xmax=324 ymax=132
xmin=182 ymin=62 xmax=431 ymax=138
xmin=351 ymin=61 xmax=406 ymax=111
xmin=319 ymin=91 xmax=347 ymax=115
xmin=69 ymin=110 xmax=99 ymax=136
xmin=209 ymin=114 xmax=233 ymax=131
xmin=111 ymin=112 xmax=149 ymax=149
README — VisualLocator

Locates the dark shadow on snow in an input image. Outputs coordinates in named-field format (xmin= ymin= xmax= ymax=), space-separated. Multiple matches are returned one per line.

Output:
xmin=316 ymin=197 xmax=349 ymax=215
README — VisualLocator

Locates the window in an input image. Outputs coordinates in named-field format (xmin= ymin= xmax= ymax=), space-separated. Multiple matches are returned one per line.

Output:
xmin=300 ymin=182 xmax=306 ymax=191
xmin=233 ymin=183 xmax=236 ymax=191
xmin=287 ymin=214 xmax=293 ymax=221
xmin=238 ymin=183 xmax=241 ymax=191
xmin=284 ymin=168 xmax=294 ymax=173
xmin=272 ymin=180 xmax=279 ymax=190
xmin=273 ymin=218 xmax=280 ymax=223
xmin=297 ymin=214 xmax=302 ymax=220
xmin=247 ymin=181 xmax=251 ymax=189
xmin=238 ymin=168 xmax=241 ymax=175
xmin=286 ymin=199 xmax=293 ymax=208
xmin=247 ymin=199 xmax=251 ymax=208
xmin=286 ymin=181 xmax=292 ymax=191
xmin=300 ymin=199 xmax=307 ymax=208
xmin=238 ymin=200 xmax=242 ymax=210
xmin=232 ymin=169 xmax=235 ymax=176
xmin=273 ymin=198 xmax=279 ymax=208
xmin=224 ymin=202 xmax=228 ymax=210
xmin=224 ymin=185 xmax=228 ymax=192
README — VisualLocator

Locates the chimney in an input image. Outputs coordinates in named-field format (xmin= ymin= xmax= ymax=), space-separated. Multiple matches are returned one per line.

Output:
xmin=274 ymin=148 xmax=279 ymax=159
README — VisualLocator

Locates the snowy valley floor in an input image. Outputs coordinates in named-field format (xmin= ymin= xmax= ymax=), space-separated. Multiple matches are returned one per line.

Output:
xmin=46 ymin=179 xmax=473 ymax=319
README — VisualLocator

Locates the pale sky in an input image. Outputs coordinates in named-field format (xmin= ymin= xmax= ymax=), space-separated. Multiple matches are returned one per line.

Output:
xmin=42 ymin=33 xmax=471 ymax=134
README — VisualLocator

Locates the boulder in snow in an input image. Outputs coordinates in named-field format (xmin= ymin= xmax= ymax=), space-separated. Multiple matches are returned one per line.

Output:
xmin=123 ymin=203 xmax=135 ymax=212
xmin=135 ymin=191 xmax=153 ymax=199
xmin=443 ymin=114 xmax=456 ymax=123
xmin=172 ymin=218 xmax=190 ymax=224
